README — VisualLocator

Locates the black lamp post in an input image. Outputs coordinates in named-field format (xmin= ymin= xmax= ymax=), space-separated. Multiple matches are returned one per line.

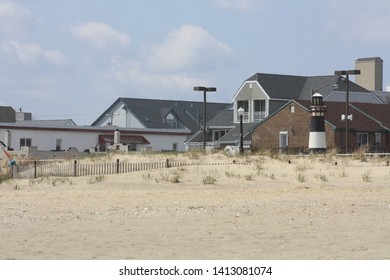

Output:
xmin=193 ymin=86 xmax=217 ymax=150
xmin=334 ymin=70 xmax=360 ymax=153
xmin=238 ymin=107 xmax=245 ymax=154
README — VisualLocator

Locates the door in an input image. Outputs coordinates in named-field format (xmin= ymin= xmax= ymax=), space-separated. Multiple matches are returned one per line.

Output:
xmin=279 ymin=131 xmax=288 ymax=151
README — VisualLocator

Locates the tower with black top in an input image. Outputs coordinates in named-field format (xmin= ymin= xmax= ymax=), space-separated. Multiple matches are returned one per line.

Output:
xmin=308 ymin=93 xmax=327 ymax=152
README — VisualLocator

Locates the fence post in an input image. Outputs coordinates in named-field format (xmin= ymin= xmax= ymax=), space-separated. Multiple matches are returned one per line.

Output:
xmin=34 ymin=161 xmax=37 ymax=179
xmin=116 ymin=159 xmax=120 ymax=174
xmin=74 ymin=160 xmax=77 ymax=177
xmin=166 ymin=159 xmax=170 ymax=168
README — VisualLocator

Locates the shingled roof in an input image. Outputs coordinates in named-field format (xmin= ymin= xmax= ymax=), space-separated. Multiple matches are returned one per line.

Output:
xmin=246 ymin=73 xmax=378 ymax=103
xmin=92 ymin=97 xmax=231 ymax=133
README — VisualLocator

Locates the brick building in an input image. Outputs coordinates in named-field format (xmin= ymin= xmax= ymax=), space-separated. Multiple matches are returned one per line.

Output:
xmin=251 ymin=100 xmax=390 ymax=153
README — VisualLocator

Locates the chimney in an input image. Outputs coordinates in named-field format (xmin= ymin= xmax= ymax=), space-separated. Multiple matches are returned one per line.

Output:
xmin=355 ymin=57 xmax=383 ymax=91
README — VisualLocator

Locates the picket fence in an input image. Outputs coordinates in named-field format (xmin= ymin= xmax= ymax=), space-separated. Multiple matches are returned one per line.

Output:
xmin=13 ymin=159 xmax=193 ymax=179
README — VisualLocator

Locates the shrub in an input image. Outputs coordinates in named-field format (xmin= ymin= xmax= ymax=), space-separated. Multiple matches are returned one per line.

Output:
xmin=361 ymin=170 xmax=372 ymax=182
xmin=202 ymin=175 xmax=216 ymax=185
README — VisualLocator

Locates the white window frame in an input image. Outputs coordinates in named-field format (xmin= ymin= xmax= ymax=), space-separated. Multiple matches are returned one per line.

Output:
xmin=279 ymin=131 xmax=288 ymax=149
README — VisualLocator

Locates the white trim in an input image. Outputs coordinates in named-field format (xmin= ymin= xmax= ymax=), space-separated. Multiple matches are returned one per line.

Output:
xmin=232 ymin=81 xmax=270 ymax=101
xmin=279 ymin=131 xmax=288 ymax=148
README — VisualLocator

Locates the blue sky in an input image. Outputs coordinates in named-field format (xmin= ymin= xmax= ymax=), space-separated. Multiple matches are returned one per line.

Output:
xmin=1 ymin=0 xmax=390 ymax=125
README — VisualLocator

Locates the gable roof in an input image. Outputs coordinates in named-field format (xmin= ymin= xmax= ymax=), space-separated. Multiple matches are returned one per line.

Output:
xmin=245 ymin=73 xmax=379 ymax=103
xmin=250 ymin=99 xmax=388 ymax=134
xmin=92 ymin=97 xmax=231 ymax=133
xmin=246 ymin=73 xmax=307 ymax=100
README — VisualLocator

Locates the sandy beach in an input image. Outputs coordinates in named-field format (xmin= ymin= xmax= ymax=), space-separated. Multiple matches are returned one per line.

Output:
xmin=1 ymin=153 xmax=390 ymax=260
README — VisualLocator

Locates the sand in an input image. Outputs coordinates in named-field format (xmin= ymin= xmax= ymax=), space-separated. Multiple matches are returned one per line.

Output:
xmin=1 ymin=153 xmax=390 ymax=260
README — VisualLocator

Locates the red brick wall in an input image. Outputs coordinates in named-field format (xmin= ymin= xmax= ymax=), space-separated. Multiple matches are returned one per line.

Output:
xmin=252 ymin=103 xmax=336 ymax=151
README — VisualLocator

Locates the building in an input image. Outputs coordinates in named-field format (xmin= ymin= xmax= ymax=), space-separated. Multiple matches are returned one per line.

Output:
xmin=187 ymin=65 xmax=384 ymax=150
xmin=0 ymin=97 xmax=230 ymax=158
xmin=0 ymin=121 xmax=192 ymax=159
xmin=355 ymin=57 xmax=383 ymax=91
xmin=92 ymin=97 xmax=230 ymax=150
xmin=251 ymin=100 xmax=390 ymax=153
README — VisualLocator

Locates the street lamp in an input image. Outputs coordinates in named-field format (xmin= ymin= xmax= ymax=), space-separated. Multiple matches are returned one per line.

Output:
xmin=334 ymin=70 xmax=361 ymax=153
xmin=193 ymin=86 xmax=217 ymax=150
xmin=238 ymin=107 xmax=245 ymax=154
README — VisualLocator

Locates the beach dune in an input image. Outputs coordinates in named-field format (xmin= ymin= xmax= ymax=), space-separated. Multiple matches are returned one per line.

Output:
xmin=1 ymin=153 xmax=390 ymax=259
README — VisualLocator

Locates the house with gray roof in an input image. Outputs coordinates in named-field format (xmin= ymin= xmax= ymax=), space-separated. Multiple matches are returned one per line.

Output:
xmin=91 ymin=97 xmax=230 ymax=151
xmin=251 ymin=99 xmax=390 ymax=153
xmin=187 ymin=58 xmax=387 ymax=151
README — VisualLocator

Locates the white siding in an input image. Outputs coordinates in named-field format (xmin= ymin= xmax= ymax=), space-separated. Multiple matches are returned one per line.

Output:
xmin=233 ymin=82 xmax=270 ymax=123
xmin=1 ymin=128 xmax=98 ymax=152
xmin=0 ymin=127 xmax=191 ymax=154
xmin=95 ymin=102 xmax=145 ymax=128
xmin=142 ymin=134 xmax=187 ymax=151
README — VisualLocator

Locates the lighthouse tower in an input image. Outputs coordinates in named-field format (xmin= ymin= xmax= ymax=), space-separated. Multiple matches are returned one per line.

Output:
xmin=308 ymin=93 xmax=327 ymax=152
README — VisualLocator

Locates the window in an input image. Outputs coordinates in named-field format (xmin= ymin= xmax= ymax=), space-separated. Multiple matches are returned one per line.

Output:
xmin=213 ymin=130 xmax=228 ymax=141
xmin=356 ymin=133 xmax=368 ymax=147
xmin=254 ymin=100 xmax=266 ymax=112
xmin=375 ymin=133 xmax=381 ymax=148
xmin=172 ymin=143 xmax=178 ymax=151
xmin=279 ymin=132 xmax=288 ymax=149
xmin=20 ymin=138 xmax=32 ymax=148
xmin=237 ymin=100 xmax=249 ymax=112
xmin=165 ymin=113 xmax=177 ymax=128
xmin=290 ymin=105 xmax=295 ymax=113
xmin=253 ymin=100 xmax=267 ymax=122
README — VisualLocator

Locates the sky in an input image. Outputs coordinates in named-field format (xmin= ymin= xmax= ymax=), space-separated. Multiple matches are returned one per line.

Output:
xmin=1 ymin=0 xmax=390 ymax=125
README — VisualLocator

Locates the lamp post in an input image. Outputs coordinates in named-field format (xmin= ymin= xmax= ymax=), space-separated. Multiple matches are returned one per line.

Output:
xmin=238 ymin=107 xmax=245 ymax=154
xmin=334 ymin=70 xmax=361 ymax=153
xmin=193 ymin=86 xmax=217 ymax=150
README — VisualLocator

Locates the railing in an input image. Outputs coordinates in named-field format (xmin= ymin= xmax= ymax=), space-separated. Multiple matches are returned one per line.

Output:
xmin=236 ymin=111 xmax=266 ymax=123
xmin=253 ymin=111 xmax=266 ymax=122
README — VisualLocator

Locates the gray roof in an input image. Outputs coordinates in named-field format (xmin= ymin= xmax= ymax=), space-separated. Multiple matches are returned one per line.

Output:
xmin=92 ymin=97 xmax=231 ymax=133
xmin=356 ymin=57 xmax=383 ymax=62
xmin=0 ymin=106 xmax=16 ymax=123
xmin=373 ymin=90 xmax=390 ymax=104
xmin=16 ymin=119 xmax=77 ymax=126
xmin=215 ymin=123 xmax=256 ymax=144
xmin=246 ymin=73 xmax=307 ymax=100
xmin=246 ymin=73 xmax=376 ymax=102
xmin=207 ymin=104 xmax=235 ymax=127
xmin=323 ymin=90 xmax=383 ymax=103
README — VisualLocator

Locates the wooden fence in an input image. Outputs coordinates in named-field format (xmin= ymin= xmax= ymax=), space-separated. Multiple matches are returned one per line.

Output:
xmin=13 ymin=159 xmax=191 ymax=179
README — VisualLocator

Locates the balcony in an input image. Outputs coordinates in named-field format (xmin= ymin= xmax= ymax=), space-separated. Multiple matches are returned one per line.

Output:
xmin=253 ymin=111 xmax=266 ymax=122
xmin=236 ymin=111 xmax=266 ymax=123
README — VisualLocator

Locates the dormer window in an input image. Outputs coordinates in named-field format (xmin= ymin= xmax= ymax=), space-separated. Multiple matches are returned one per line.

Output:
xmin=165 ymin=113 xmax=177 ymax=128
xmin=237 ymin=100 xmax=249 ymax=112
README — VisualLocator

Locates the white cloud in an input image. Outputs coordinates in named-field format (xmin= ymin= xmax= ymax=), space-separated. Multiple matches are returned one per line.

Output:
xmin=0 ymin=40 xmax=68 ymax=65
xmin=70 ymin=21 xmax=130 ymax=51
xmin=108 ymin=56 xmax=208 ymax=93
xmin=0 ymin=2 xmax=38 ymax=38
xmin=325 ymin=0 xmax=390 ymax=45
xmin=213 ymin=0 xmax=257 ymax=11
xmin=146 ymin=24 xmax=234 ymax=73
